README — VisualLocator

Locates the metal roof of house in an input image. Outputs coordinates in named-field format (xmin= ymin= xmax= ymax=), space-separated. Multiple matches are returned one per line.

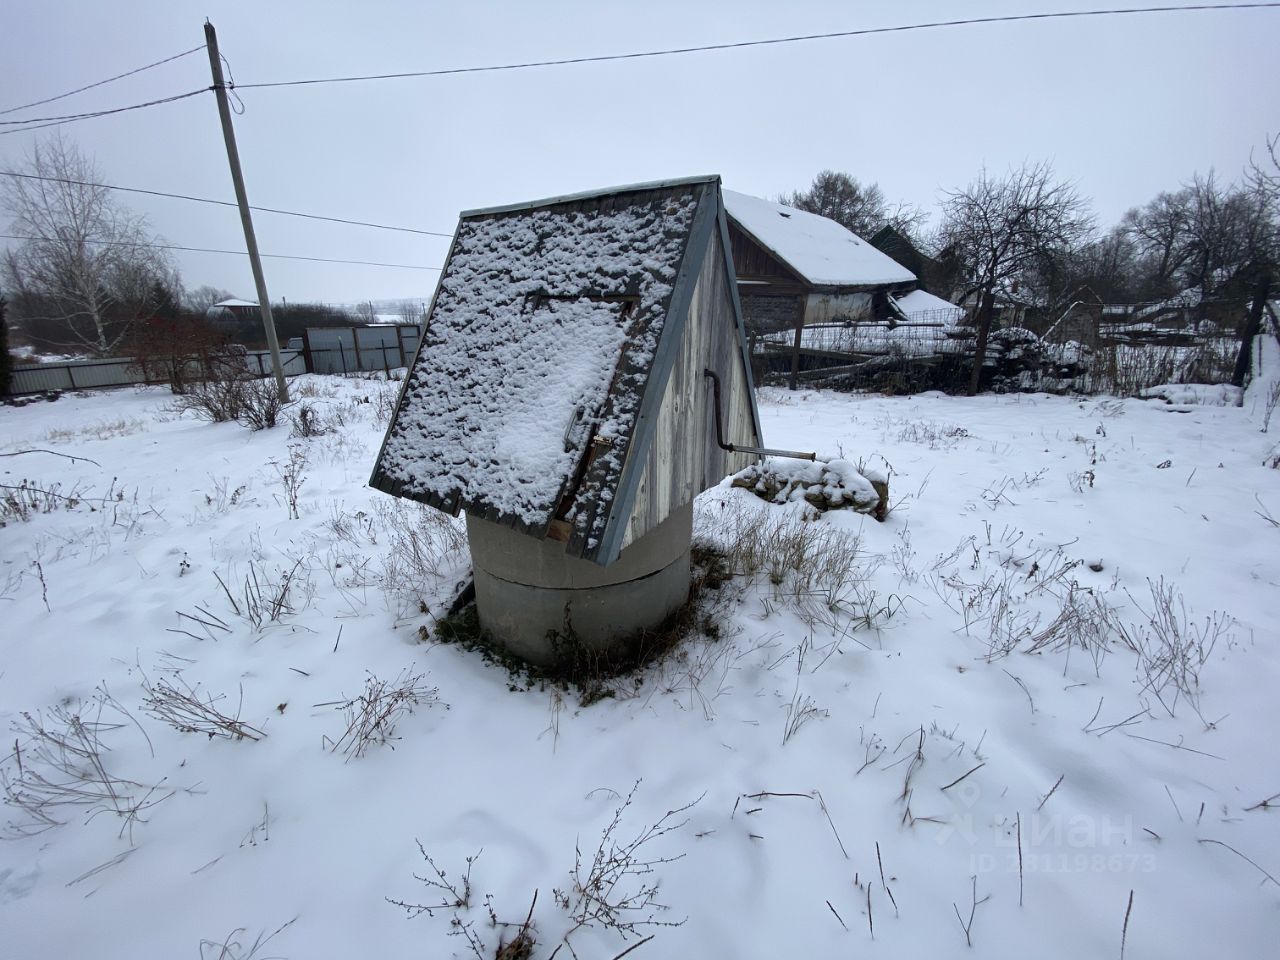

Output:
xmin=369 ymin=176 xmax=760 ymax=565
xmin=723 ymin=189 xmax=917 ymax=289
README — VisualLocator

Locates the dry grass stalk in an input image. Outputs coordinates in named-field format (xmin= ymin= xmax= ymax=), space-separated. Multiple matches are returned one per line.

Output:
xmin=323 ymin=668 xmax=441 ymax=760
xmin=141 ymin=675 xmax=265 ymax=741
xmin=2 ymin=692 xmax=169 ymax=841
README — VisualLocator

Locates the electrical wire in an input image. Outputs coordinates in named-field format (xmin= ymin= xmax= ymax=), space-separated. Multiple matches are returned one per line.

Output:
xmin=0 ymin=88 xmax=211 ymax=126
xmin=0 ymin=45 xmax=206 ymax=117
xmin=0 ymin=170 xmax=454 ymax=238
xmin=2 ymin=5 xmax=1271 ymax=135
xmin=0 ymin=89 xmax=209 ymax=136
xmin=0 ymin=233 xmax=441 ymax=271
xmin=232 ymin=3 xmax=1280 ymax=90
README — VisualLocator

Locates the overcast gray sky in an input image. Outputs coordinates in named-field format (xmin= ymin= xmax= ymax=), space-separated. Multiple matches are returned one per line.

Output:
xmin=2 ymin=0 xmax=1277 ymax=305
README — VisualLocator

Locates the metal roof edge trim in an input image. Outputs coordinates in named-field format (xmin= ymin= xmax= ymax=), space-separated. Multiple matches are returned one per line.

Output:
xmin=367 ymin=216 xmax=465 ymax=494
xmin=589 ymin=180 xmax=719 ymax=567
xmin=460 ymin=174 xmax=722 ymax=219
xmin=714 ymin=194 xmax=765 ymax=448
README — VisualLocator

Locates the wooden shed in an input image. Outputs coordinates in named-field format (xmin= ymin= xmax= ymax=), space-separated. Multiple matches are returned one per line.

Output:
xmin=723 ymin=189 xmax=918 ymax=337
xmin=370 ymin=176 xmax=768 ymax=662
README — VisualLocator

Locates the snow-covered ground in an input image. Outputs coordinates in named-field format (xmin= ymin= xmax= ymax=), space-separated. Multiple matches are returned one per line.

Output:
xmin=1 ymin=372 xmax=1278 ymax=959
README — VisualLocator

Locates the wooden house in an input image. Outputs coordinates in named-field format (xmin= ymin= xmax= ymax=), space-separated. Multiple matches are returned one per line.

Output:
xmin=723 ymin=190 xmax=918 ymax=337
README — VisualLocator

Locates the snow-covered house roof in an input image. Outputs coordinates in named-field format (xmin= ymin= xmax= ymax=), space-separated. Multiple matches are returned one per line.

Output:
xmin=211 ymin=298 xmax=258 ymax=309
xmin=722 ymin=189 xmax=916 ymax=289
xmin=370 ymin=175 xmax=761 ymax=566
xmin=891 ymin=289 xmax=964 ymax=324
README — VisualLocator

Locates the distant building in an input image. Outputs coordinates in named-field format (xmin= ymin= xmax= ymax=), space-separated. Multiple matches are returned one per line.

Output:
xmin=869 ymin=224 xmax=961 ymax=299
xmin=723 ymin=190 xmax=917 ymax=337
xmin=206 ymin=298 xmax=259 ymax=324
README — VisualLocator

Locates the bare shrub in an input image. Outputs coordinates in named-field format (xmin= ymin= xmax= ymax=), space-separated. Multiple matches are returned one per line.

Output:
xmin=0 ymin=478 xmax=87 ymax=525
xmin=895 ymin=419 xmax=970 ymax=449
xmin=387 ymin=785 xmax=693 ymax=958
xmin=557 ymin=781 xmax=700 ymax=947
xmin=269 ymin=444 xmax=308 ymax=520
xmin=322 ymin=668 xmax=442 ymax=760
xmin=388 ymin=844 xmax=478 ymax=918
xmin=173 ymin=372 xmax=248 ymax=424
xmin=126 ymin=316 xmax=234 ymax=395
xmin=1262 ymin=380 xmax=1280 ymax=433
xmin=932 ymin=530 xmax=1228 ymax=714
xmin=203 ymin=475 xmax=249 ymax=513
xmin=141 ymin=674 xmax=265 ymax=741
xmin=373 ymin=381 xmax=401 ymax=426
xmin=374 ymin=498 xmax=466 ymax=609
xmin=2 ymin=690 xmax=169 ymax=840
xmin=289 ymin=402 xmax=328 ymax=438
xmin=781 ymin=637 xmax=828 ymax=745
xmin=388 ymin=848 xmax=537 ymax=960
xmin=214 ymin=559 xmax=310 ymax=631
xmin=174 ymin=371 xmax=287 ymax=431
xmin=1114 ymin=578 xmax=1231 ymax=718
xmin=235 ymin=377 xmax=287 ymax=431
xmin=704 ymin=501 xmax=885 ymax=632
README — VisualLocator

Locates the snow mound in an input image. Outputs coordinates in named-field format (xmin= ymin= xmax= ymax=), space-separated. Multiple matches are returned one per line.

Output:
xmin=730 ymin=456 xmax=887 ymax=518
xmin=1139 ymin=383 xmax=1243 ymax=407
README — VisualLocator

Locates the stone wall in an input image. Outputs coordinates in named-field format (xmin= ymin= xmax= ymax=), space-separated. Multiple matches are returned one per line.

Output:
xmin=740 ymin=293 xmax=803 ymax=336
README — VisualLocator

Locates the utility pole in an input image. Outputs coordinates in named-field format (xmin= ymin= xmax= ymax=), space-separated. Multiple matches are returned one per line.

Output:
xmin=204 ymin=20 xmax=289 ymax=402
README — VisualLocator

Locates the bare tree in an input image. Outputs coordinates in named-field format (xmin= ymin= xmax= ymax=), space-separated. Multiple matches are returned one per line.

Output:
xmin=1121 ymin=189 xmax=1195 ymax=299
xmin=939 ymin=162 xmax=1094 ymax=394
xmin=0 ymin=293 xmax=12 ymax=395
xmin=1183 ymin=171 xmax=1254 ymax=298
xmin=185 ymin=285 xmax=238 ymax=317
xmin=782 ymin=170 xmax=926 ymax=240
xmin=2 ymin=136 xmax=176 ymax=357
xmin=395 ymin=299 xmax=424 ymax=326
xmin=1231 ymin=135 xmax=1280 ymax=385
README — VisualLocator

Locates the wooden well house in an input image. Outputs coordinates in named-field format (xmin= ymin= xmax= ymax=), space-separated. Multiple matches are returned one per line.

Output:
xmin=370 ymin=175 xmax=793 ymax=665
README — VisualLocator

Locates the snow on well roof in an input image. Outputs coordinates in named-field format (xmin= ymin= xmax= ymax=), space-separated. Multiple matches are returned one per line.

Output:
xmin=370 ymin=178 xmax=711 ymax=554
xmin=722 ymin=189 xmax=916 ymax=289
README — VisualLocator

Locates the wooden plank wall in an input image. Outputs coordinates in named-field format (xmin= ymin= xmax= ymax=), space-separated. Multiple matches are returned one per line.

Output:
xmin=620 ymin=228 xmax=758 ymax=550
xmin=727 ymin=221 xmax=807 ymax=292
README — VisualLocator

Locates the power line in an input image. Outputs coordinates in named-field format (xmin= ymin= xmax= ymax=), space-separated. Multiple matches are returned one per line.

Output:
xmin=0 ymin=233 xmax=441 ymax=271
xmin=0 ymin=170 xmax=454 ymax=238
xmin=0 ymin=88 xmax=210 ymax=127
xmin=0 ymin=89 xmax=209 ymax=137
xmin=232 ymin=3 xmax=1280 ymax=90
xmin=0 ymin=45 xmax=206 ymax=117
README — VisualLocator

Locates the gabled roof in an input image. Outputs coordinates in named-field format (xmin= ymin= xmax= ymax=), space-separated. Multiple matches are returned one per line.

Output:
xmin=369 ymin=176 xmax=759 ymax=565
xmin=722 ymin=189 xmax=916 ymax=289
xmin=211 ymin=298 xmax=258 ymax=308
xmin=892 ymin=289 xmax=964 ymax=325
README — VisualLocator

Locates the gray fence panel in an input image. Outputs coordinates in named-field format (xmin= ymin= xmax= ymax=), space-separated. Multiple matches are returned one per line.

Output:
xmin=302 ymin=324 xmax=419 ymax=375
xmin=11 ymin=358 xmax=143 ymax=393
xmin=8 ymin=350 xmax=307 ymax=395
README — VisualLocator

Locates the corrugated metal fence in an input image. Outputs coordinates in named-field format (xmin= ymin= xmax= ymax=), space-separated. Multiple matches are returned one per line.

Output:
xmin=8 ymin=324 xmax=425 ymax=395
xmin=9 ymin=349 xmax=307 ymax=395
xmin=300 ymin=324 xmax=421 ymax=375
